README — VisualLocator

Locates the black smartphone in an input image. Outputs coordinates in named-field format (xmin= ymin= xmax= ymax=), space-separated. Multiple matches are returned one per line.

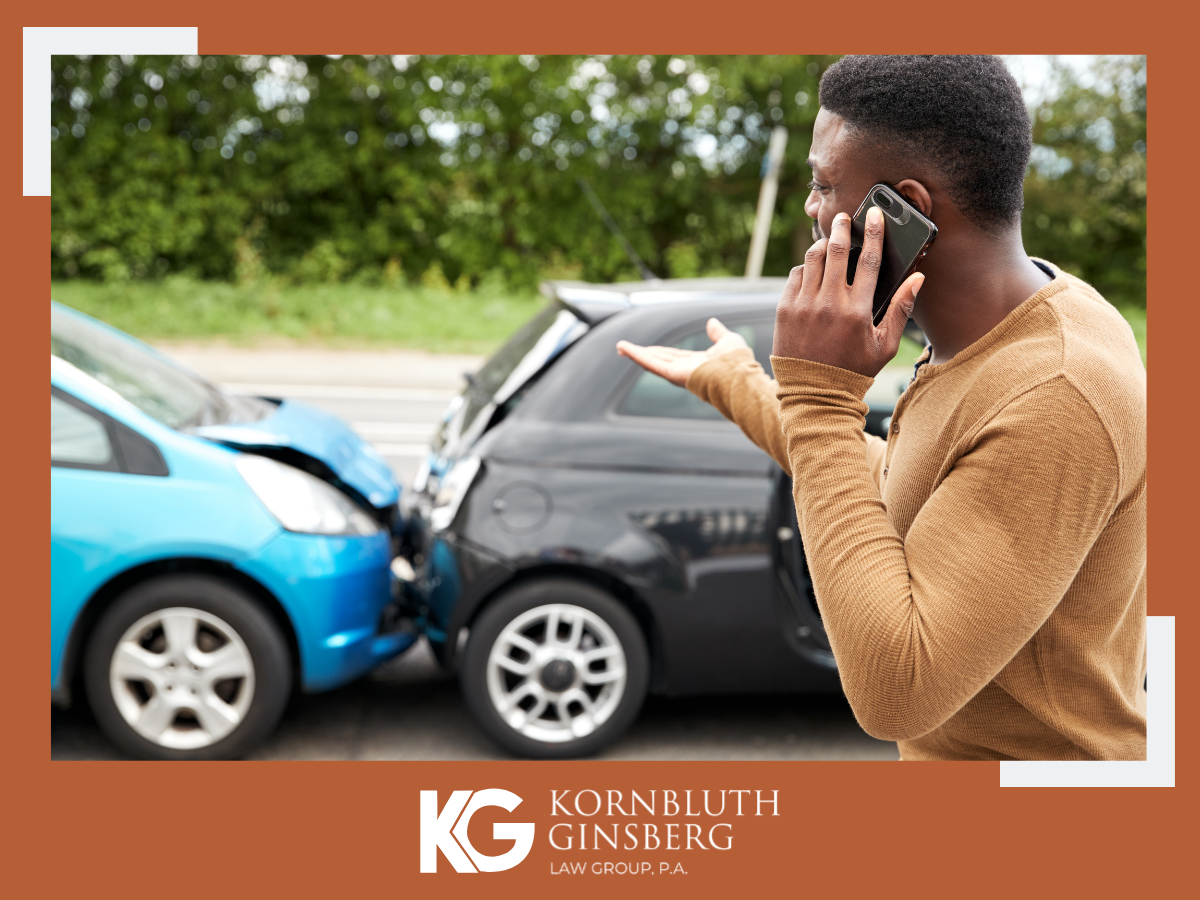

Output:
xmin=846 ymin=183 xmax=937 ymax=325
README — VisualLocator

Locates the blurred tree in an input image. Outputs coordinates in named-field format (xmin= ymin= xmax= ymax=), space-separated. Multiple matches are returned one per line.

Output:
xmin=50 ymin=54 xmax=1145 ymax=310
xmin=50 ymin=54 xmax=834 ymax=288
xmin=1021 ymin=56 xmax=1146 ymax=308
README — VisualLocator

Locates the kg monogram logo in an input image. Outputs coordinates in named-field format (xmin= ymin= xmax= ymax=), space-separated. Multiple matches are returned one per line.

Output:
xmin=420 ymin=789 xmax=535 ymax=873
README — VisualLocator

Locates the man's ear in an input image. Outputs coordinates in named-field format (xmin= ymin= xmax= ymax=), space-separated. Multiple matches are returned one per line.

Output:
xmin=894 ymin=179 xmax=933 ymax=218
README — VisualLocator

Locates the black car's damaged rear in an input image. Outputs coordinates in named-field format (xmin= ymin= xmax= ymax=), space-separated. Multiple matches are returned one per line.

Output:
xmin=400 ymin=278 xmax=897 ymax=758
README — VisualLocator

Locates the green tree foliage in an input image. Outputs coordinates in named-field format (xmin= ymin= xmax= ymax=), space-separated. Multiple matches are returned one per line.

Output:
xmin=50 ymin=54 xmax=1145 ymax=309
xmin=51 ymin=54 xmax=834 ymax=288
xmin=1021 ymin=56 xmax=1146 ymax=308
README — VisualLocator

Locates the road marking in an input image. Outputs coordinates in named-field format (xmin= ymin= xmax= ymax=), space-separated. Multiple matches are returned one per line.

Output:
xmin=352 ymin=422 xmax=438 ymax=437
xmin=372 ymin=443 xmax=432 ymax=457
xmin=223 ymin=383 xmax=458 ymax=401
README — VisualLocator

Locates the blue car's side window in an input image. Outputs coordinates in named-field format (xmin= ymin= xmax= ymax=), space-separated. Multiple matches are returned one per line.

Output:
xmin=52 ymin=393 xmax=117 ymax=471
xmin=51 ymin=388 xmax=169 ymax=476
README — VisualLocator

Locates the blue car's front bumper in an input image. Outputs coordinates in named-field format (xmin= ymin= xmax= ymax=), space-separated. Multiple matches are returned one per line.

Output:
xmin=237 ymin=530 xmax=416 ymax=692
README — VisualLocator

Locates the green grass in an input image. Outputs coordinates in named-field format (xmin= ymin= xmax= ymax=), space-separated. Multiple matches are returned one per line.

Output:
xmin=1118 ymin=305 xmax=1147 ymax=365
xmin=51 ymin=277 xmax=546 ymax=355
xmin=52 ymin=277 xmax=1148 ymax=364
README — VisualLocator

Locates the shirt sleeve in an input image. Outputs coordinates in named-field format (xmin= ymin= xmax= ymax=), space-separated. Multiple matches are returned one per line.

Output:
xmin=688 ymin=347 xmax=887 ymax=488
xmin=771 ymin=356 xmax=1121 ymax=741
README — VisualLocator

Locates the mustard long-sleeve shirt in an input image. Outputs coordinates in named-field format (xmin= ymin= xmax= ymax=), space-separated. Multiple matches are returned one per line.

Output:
xmin=687 ymin=266 xmax=1146 ymax=760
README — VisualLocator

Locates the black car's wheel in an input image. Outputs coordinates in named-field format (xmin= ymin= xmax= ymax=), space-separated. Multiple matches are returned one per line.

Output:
xmin=83 ymin=574 xmax=291 ymax=760
xmin=461 ymin=578 xmax=649 ymax=759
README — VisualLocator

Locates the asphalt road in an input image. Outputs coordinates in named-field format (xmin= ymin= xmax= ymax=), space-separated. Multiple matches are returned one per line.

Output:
xmin=50 ymin=344 xmax=899 ymax=762
xmin=52 ymin=638 xmax=897 ymax=760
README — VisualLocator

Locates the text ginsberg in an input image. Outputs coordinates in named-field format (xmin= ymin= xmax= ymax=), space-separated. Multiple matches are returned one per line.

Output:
xmin=548 ymin=789 xmax=779 ymax=854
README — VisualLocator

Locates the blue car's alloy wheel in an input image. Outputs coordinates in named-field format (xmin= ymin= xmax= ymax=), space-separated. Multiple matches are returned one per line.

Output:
xmin=108 ymin=607 xmax=256 ymax=750
xmin=84 ymin=575 xmax=291 ymax=760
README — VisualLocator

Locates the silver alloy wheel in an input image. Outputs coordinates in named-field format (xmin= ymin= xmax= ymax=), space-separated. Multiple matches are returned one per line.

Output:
xmin=486 ymin=603 xmax=627 ymax=743
xmin=108 ymin=607 xmax=255 ymax=750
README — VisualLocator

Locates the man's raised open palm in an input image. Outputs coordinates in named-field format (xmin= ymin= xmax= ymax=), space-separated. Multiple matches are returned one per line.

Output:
xmin=616 ymin=317 xmax=749 ymax=388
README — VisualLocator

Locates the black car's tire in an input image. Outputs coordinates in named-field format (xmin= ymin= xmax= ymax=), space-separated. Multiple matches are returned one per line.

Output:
xmin=461 ymin=578 xmax=649 ymax=759
xmin=83 ymin=575 xmax=291 ymax=760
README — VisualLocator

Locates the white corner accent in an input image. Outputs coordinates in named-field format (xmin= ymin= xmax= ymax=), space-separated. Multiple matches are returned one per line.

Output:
xmin=1000 ymin=615 xmax=1174 ymax=787
xmin=24 ymin=27 xmax=199 ymax=196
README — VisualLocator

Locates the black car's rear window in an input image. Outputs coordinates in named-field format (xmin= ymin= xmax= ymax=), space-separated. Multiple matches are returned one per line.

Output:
xmin=460 ymin=303 xmax=588 ymax=435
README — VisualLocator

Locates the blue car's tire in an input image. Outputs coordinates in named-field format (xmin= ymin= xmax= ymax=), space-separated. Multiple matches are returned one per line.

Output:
xmin=461 ymin=578 xmax=649 ymax=759
xmin=83 ymin=575 xmax=291 ymax=760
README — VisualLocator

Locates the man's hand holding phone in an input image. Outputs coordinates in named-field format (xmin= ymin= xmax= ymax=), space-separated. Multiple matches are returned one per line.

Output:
xmin=774 ymin=207 xmax=924 ymax=379
xmin=616 ymin=318 xmax=749 ymax=388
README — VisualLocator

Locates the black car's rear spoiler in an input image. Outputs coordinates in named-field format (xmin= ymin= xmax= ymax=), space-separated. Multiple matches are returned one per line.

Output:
xmin=539 ymin=277 xmax=793 ymax=326
xmin=539 ymin=281 xmax=633 ymax=325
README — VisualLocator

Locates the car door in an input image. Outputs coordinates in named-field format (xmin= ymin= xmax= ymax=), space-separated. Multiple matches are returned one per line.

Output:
xmin=50 ymin=388 xmax=170 ymax=689
xmin=604 ymin=315 xmax=836 ymax=694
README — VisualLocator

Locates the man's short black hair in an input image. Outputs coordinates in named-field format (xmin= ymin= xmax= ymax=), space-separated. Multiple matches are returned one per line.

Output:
xmin=819 ymin=55 xmax=1032 ymax=232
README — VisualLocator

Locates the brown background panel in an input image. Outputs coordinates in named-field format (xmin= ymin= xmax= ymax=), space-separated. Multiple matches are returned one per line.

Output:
xmin=7 ymin=3 xmax=1191 ymax=896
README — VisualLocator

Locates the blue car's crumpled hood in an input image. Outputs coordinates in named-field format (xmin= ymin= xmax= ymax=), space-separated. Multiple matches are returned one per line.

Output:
xmin=195 ymin=399 xmax=400 ymax=509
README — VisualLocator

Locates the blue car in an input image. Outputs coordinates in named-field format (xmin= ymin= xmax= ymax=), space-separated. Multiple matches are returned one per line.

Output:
xmin=51 ymin=302 xmax=416 ymax=759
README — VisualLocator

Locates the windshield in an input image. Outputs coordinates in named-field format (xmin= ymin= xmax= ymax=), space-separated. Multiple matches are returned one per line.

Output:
xmin=50 ymin=304 xmax=263 ymax=429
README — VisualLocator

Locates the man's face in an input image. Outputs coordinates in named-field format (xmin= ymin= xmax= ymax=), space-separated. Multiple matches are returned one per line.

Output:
xmin=803 ymin=108 xmax=881 ymax=243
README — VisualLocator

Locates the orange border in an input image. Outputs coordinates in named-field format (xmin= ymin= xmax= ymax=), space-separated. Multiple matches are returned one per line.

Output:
xmin=12 ymin=5 xmax=1191 ymax=896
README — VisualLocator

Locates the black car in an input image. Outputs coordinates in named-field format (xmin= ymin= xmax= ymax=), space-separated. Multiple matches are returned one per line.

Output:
xmin=401 ymin=277 xmax=904 ymax=758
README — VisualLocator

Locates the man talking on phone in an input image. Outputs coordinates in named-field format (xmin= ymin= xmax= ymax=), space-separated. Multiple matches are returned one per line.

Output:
xmin=617 ymin=56 xmax=1146 ymax=761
